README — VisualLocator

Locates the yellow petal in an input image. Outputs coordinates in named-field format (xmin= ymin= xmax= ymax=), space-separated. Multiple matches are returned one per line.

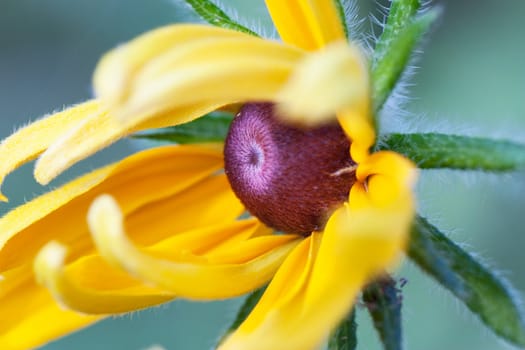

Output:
xmin=0 ymin=266 xmax=100 ymax=350
xmin=0 ymin=100 xmax=100 ymax=201
xmin=45 ymin=36 xmax=300 ymax=183
xmin=94 ymin=24 xmax=250 ymax=106
xmin=232 ymin=234 xmax=320 ymax=333
xmin=34 ymin=241 xmax=173 ymax=314
xmin=205 ymin=235 xmax=300 ymax=264
xmin=124 ymin=173 xmax=244 ymax=247
xmin=337 ymin=107 xmax=375 ymax=163
xmin=354 ymin=151 xmax=418 ymax=207
xmin=1 ymin=169 xmax=244 ymax=347
xmin=133 ymin=37 xmax=303 ymax=90
xmin=122 ymin=45 xmax=301 ymax=120
xmin=59 ymin=27 xmax=302 ymax=178
xmin=34 ymin=102 xmax=223 ymax=185
xmin=95 ymin=35 xmax=302 ymax=125
xmin=0 ymin=165 xmax=113 ymax=272
xmin=265 ymin=0 xmax=345 ymax=50
xmin=277 ymin=41 xmax=369 ymax=127
xmin=221 ymin=195 xmax=414 ymax=350
xmin=0 ymin=144 xmax=224 ymax=272
xmin=88 ymin=195 xmax=301 ymax=299
xmin=141 ymin=219 xmax=263 ymax=260
xmin=357 ymin=150 xmax=417 ymax=185
xmin=218 ymin=235 xmax=317 ymax=350
xmin=303 ymin=202 xmax=412 ymax=309
xmin=348 ymin=181 xmax=373 ymax=208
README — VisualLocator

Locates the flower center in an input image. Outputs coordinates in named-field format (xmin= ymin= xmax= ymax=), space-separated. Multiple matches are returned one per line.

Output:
xmin=224 ymin=103 xmax=356 ymax=235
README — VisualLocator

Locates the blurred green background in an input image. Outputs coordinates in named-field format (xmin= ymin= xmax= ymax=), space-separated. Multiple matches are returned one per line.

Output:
xmin=1 ymin=0 xmax=524 ymax=349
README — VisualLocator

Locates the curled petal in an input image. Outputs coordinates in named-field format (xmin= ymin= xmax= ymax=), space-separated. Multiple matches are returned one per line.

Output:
xmin=0 ymin=165 xmax=113 ymax=272
xmin=0 ymin=266 xmax=100 ymax=350
xmin=357 ymin=150 xmax=417 ymax=184
xmin=337 ymin=108 xmax=375 ymax=163
xmin=218 ymin=233 xmax=321 ymax=350
xmin=265 ymin=0 xmax=345 ymax=50
xmin=94 ymin=24 xmax=304 ymax=125
xmin=0 ymin=168 xmax=242 ymax=346
xmin=133 ymin=37 xmax=303 ymax=90
xmin=88 ymin=195 xmax=301 ymax=299
xmin=235 ymin=233 xmax=321 ymax=332
xmin=34 ymin=102 xmax=223 ymax=184
xmin=220 ymin=196 xmax=413 ymax=350
xmin=0 ymin=100 xmax=100 ymax=200
xmin=0 ymin=145 xmax=225 ymax=272
xmin=34 ymin=241 xmax=173 ymax=314
xmin=32 ymin=103 xmax=111 ymax=185
xmin=0 ymin=168 xmax=244 ymax=347
xmin=277 ymin=42 xmax=369 ymax=127
xmin=353 ymin=151 xmax=418 ymax=208
xmin=94 ymin=24 xmax=250 ymax=106
xmin=0 ymin=97 xmax=223 ymax=187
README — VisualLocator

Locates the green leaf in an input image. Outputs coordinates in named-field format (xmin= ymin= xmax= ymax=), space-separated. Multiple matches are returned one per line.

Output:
xmin=380 ymin=133 xmax=525 ymax=171
xmin=217 ymin=286 xmax=266 ymax=346
xmin=372 ymin=7 xmax=441 ymax=114
xmin=328 ymin=309 xmax=357 ymax=350
xmin=409 ymin=216 xmax=525 ymax=347
xmin=334 ymin=0 xmax=349 ymax=39
xmin=184 ymin=0 xmax=258 ymax=36
xmin=363 ymin=277 xmax=403 ymax=350
xmin=132 ymin=112 xmax=232 ymax=144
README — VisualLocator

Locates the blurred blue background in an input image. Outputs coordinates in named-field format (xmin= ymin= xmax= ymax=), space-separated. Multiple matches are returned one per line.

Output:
xmin=1 ymin=0 xmax=524 ymax=349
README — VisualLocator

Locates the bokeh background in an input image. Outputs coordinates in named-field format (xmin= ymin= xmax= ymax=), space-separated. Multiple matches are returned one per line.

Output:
xmin=1 ymin=0 xmax=524 ymax=349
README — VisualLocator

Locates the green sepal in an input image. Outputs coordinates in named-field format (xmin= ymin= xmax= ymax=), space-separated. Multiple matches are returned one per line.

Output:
xmin=132 ymin=112 xmax=233 ymax=144
xmin=409 ymin=216 xmax=525 ymax=347
xmin=183 ymin=0 xmax=258 ymax=36
xmin=372 ymin=0 xmax=421 ymax=113
xmin=380 ymin=133 xmax=525 ymax=171
xmin=334 ymin=0 xmax=349 ymax=39
xmin=328 ymin=309 xmax=357 ymax=350
xmin=372 ymin=7 xmax=441 ymax=114
xmin=217 ymin=286 xmax=266 ymax=346
xmin=374 ymin=0 xmax=420 ymax=54
xmin=363 ymin=277 xmax=403 ymax=350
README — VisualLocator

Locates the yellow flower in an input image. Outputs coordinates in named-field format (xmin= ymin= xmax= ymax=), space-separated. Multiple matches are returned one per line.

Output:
xmin=0 ymin=1 xmax=417 ymax=349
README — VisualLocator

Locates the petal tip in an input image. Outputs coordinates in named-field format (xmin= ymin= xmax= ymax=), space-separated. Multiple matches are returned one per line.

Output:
xmin=34 ymin=241 xmax=67 ymax=284
xmin=93 ymin=51 xmax=128 ymax=107
xmin=34 ymin=142 xmax=69 ymax=185
xmin=33 ymin=167 xmax=53 ymax=186
xmin=88 ymin=194 xmax=125 ymax=244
